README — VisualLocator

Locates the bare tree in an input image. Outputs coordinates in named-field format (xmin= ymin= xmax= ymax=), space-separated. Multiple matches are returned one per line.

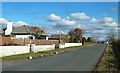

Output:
xmin=32 ymin=26 xmax=45 ymax=39
xmin=106 ymin=31 xmax=117 ymax=44
xmin=68 ymin=28 xmax=83 ymax=43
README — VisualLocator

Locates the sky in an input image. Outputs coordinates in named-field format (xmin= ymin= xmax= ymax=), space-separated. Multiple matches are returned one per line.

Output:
xmin=2 ymin=0 xmax=119 ymax=2
xmin=0 ymin=2 xmax=119 ymax=41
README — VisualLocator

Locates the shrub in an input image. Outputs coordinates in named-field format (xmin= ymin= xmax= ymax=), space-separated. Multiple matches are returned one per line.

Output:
xmin=111 ymin=40 xmax=120 ymax=70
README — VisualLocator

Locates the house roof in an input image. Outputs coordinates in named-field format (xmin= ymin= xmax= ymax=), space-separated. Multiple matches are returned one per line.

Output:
xmin=40 ymin=33 xmax=49 ymax=36
xmin=50 ymin=35 xmax=60 ymax=38
xmin=50 ymin=34 xmax=69 ymax=38
xmin=12 ymin=25 xmax=45 ymax=35
xmin=12 ymin=25 xmax=32 ymax=34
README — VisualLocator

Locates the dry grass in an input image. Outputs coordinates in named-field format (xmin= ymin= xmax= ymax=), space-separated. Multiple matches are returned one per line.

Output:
xmin=95 ymin=45 xmax=119 ymax=72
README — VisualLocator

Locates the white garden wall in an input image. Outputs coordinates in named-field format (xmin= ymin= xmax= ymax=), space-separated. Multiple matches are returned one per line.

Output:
xmin=32 ymin=44 xmax=55 ymax=53
xmin=65 ymin=43 xmax=82 ymax=47
xmin=0 ymin=46 xmax=30 ymax=57
xmin=59 ymin=44 xmax=65 ymax=48
xmin=59 ymin=43 xmax=82 ymax=48
xmin=0 ymin=43 xmax=81 ymax=57
xmin=0 ymin=44 xmax=55 ymax=57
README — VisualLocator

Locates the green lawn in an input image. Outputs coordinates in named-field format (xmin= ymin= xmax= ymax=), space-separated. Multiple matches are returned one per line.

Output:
xmin=2 ymin=42 xmax=96 ymax=61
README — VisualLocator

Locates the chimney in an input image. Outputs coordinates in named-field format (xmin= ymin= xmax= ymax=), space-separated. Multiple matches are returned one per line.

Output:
xmin=5 ymin=21 xmax=13 ymax=35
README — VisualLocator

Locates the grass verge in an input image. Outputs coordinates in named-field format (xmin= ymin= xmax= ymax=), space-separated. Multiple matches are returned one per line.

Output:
xmin=94 ymin=45 xmax=119 ymax=72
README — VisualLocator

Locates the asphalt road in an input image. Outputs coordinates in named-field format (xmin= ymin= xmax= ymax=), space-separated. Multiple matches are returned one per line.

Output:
xmin=3 ymin=43 xmax=106 ymax=71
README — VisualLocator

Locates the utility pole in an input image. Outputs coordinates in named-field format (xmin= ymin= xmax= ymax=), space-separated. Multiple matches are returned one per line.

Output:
xmin=59 ymin=26 xmax=62 ymax=44
xmin=59 ymin=29 xmax=61 ymax=44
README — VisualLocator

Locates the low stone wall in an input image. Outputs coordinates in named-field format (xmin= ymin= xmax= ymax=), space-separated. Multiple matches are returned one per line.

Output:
xmin=59 ymin=43 xmax=82 ymax=48
xmin=31 ymin=44 xmax=55 ymax=53
xmin=0 ymin=45 xmax=30 ymax=57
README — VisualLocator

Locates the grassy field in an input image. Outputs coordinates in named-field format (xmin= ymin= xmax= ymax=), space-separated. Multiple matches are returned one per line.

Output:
xmin=95 ymin=45 xmax=119 ymax=72
xmin=2 ymin=42 xmax=96 ymax=61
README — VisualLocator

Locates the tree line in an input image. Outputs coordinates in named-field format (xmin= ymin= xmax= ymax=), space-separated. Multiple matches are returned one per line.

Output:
xmin=68 ymin=28 xmax=94 ymax=44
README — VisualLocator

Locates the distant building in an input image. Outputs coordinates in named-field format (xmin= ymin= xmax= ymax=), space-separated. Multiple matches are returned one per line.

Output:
xmin=49 ymin=35 xmax=60 ymax=40
xmin=49 ymin=34 xmax=70 ymax=43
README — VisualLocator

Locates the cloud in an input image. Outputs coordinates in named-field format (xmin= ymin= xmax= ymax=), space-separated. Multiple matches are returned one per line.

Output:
xmin=47 ymin=12 xmax=92 ymax=31
xmin=70 ymin=12 xmax=91 ymax=20
xmin=0 ymin=18 xmax=9 ymax=25
xmin=47 ymin=13 xmax=61 ymax=22
xmin=48 ymin=29 xmax=66 ymax=35
xmin=0 ymin=18 xmax=30 ymax=28
xmin=90 ymin=17 xmax=117 ymax=27
xmin=103 ymin=22 xmax=117 ymax=27
xmin=57 ymin=19 xmax=76 ymax=26
xmin=15 ymin=21 xmax=29 ymax=26
xmin=90 ymin=18 xmax=98 ymax=23
xmin=93 ymin=29 xmax=107 ymax=34
xmin=65 ymin=16 xmax=71 ymax=20
xmin=78 ymin=16 xmax=117 ymax=40
xmin=101 ymin=17 xmax=117 ymax=27
xmin=48 ymin=13 xmax=118 ymax=41
xmin=103 ymin=17 xmax=114 ymax=23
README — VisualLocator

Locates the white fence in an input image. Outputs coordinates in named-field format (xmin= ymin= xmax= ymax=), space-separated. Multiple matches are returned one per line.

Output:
xmin=31 ymin=44 xmax=55 ymax=53
xmin=59 ymin=43 xmax=82 ymax=48
xmin=0 ymin=45 xmax=30 ymax=57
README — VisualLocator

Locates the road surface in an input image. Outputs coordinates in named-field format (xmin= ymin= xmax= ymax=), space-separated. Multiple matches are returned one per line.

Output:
xmin=3 ymin=43 xmax=106 ymax=71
